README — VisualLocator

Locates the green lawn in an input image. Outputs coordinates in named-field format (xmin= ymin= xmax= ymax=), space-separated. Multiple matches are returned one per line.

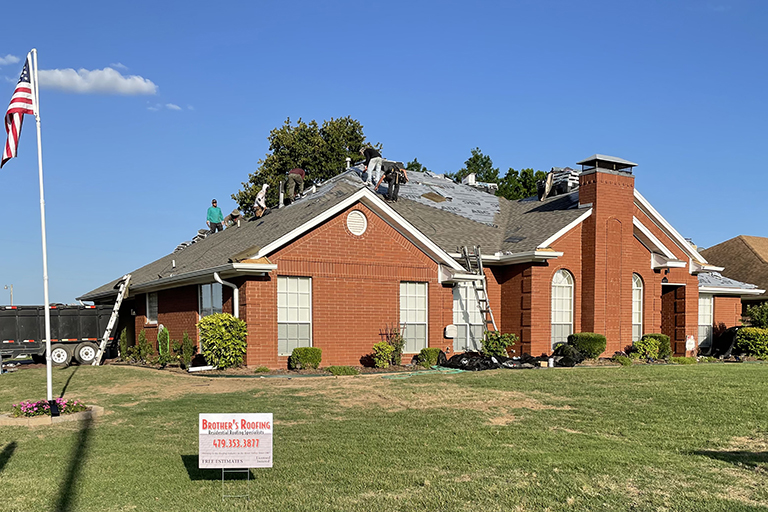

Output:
xmin=0 ymin=363 xmax=767 ymax=511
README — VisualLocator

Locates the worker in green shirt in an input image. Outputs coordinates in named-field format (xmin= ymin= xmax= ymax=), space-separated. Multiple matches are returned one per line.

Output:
xmin=207 ymin=199 xmax=224 ymax=233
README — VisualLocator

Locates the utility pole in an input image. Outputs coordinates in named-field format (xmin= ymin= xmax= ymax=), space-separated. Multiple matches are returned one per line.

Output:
xmin=3 ymin=285 xmax=12 ymax=306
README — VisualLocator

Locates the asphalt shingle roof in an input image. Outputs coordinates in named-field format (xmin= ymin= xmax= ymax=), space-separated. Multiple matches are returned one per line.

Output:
xmin=79 ymin=170 xmax=587 ymax=301
xmin=700 ymin=235 xmax=768 ymax=299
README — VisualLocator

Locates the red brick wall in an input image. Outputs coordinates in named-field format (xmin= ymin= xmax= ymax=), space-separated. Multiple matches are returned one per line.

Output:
xmin=244 ymin=204 xmax=459 ymax=368
xmin=714 ymin=296 xmax=742 ymax=329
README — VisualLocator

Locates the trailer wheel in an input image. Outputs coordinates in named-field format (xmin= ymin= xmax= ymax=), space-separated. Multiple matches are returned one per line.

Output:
xmin=75 ymin=342 xmax=99 ymax=365
xmin=50 ymin=344 xmax=72 ymax=367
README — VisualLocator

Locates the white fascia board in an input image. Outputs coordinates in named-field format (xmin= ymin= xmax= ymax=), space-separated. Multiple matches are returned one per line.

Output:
xmin=698 ymin=286 xmax=766 ymax=296
xmin=651 ymin=253 xmax=687 ymax=269
xmin=634 ymin=189 xmax=709 ymax=264
xmin=254 ymin=188 xmax=465 ymax=271
xmin=633 ymin=217 xmax=676 ymax=259
xmin=536 ymin=208 xmax=592 ymax=249
xmin=690 ymin=260 xmax=725 ymax=274
xmin=438 ymin=265 xmax=484 ymax=284
xmin=477 ymin=250 xmax=564 ymax=265
xmin=131 ymin=263 xmax=275 ymax=294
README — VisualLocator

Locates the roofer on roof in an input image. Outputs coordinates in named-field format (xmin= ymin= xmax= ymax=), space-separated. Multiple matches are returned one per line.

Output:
xmin=285 ymin=168 xmax=305 ymax=205
xmin=254 ymin=183 xmax=269 ymax=218
xmin=360 ymin=145 xmax=382 ymax=187
xmin=207 ymin=199 xmax=224 ymax=233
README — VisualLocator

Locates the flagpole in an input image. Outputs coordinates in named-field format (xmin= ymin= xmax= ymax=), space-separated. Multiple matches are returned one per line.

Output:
xmin=30 ymin=48 xmax=55 ymax=411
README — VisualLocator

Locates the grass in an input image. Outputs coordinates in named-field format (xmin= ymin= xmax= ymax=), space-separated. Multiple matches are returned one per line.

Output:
xmin=0 ymin=364 xmax=767 ymax=511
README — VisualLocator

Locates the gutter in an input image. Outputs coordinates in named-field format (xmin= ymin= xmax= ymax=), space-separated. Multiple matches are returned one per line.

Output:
xmin=698 ymin=286 xmax=766 ymax=296
xmin=448 ymin=250 xmax=564 ymax=266
xmin=214 ymin=272 xmax=239 ymax=318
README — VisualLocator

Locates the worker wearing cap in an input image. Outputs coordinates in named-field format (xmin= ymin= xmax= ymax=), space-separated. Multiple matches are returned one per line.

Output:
xmin=207 ymin=199 xmax=224 ymax=233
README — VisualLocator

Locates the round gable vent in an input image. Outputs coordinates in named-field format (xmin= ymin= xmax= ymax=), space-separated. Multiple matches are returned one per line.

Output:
xmin=347 ymin=210 xmax=368 ymax=236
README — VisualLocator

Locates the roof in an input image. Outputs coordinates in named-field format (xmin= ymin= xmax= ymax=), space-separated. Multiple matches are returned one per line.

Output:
xmin=77 ymin=169 xmax=589 ymax=301
xmin=700 ymin=235 xmax=768 ymax=300
xmin=697 ymin=271 xmax=764 ymax=296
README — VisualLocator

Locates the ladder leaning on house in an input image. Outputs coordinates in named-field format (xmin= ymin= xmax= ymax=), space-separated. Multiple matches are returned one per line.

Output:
xmin=92 ymin=274 xmax=131 ymax=366
xmin=459 ymin=246 xmax=498 ymax=334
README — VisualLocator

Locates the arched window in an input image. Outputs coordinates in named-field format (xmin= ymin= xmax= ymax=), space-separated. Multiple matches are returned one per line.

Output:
xmin=551 ymin=270 xmax=574 ymax=347
xmin=632 ymin=274 xmax=643 ymax=342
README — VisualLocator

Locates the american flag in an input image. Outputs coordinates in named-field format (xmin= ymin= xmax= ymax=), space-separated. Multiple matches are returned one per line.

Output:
xmin=2 ymin=55 xmax=35 ymax=169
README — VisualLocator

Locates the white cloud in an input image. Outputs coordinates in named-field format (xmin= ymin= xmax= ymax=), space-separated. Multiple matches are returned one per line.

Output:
xmin=110 ymin=62 xmax=128 ymax=70
xmin=187 ymin=105 xmax=195 ymax=111
xmin=147 ymin=102 xmax=184 ymax=112
xmin=0 ymin=54 xmax=20 ymax=66
xmin=165 ymin=103 xmax=181 ymax=111
xmin=38 ymin=67 xmax=157 ymax=95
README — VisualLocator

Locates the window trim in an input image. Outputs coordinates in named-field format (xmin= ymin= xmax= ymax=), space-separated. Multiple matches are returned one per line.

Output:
xmin=632 ymin=273 xmax=644 ymax=342
xmin=145 ymin=292 xmax=158 ymax=325
xmin=277 ymin=276 xmax=313 ymax=356
xmin=400 ymin=281 xmax=428 ymax=354
xmin=551 ymin=269 xmax=574 ymax=348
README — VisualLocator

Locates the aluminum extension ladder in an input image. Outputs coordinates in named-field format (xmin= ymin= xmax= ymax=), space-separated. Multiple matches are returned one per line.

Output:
xmin=460 ymin=246 xmax=498 ymax=333
xmin=92 ymin=274 xmax=131 ymax=365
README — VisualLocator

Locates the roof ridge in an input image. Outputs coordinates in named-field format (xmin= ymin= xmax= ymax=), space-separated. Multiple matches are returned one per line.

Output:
xmin=739 ymin=235 xmax=768 ymax=265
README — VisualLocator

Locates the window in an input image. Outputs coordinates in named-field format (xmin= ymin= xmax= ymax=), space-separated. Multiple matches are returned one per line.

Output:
xmin=277 ymin=276 xmax=312 ymax=356
xmin=698 ymin=294 xmax=714 ymax=348
xmin=453 ymin=283 xmax=484 ymax=352
xmin=400 ymin=282 xmax=428 ymax=353
xmin=632 ymin=274 xmax=644 ymax=342
xmin=199 ymin=283 xmax=223 ymax=317
xmin=551 ymin=270 xmax=574 ymax=347
xmin=146 ymin=292 xmax=158 ymax=324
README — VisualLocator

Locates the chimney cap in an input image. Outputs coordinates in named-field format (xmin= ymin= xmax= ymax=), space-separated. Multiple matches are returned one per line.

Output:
xmin=577 ymin=154 xmax=637 ymax=171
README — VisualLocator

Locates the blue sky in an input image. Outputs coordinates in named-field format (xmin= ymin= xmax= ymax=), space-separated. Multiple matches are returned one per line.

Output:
xmin=1 ymin=0 xmax=766 ymax=305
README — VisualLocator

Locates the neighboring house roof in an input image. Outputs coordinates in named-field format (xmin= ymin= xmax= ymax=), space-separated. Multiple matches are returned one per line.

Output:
xmin=700 ymin=236 xmax=768 ymax=300
xmin=78 ymin=170 xmax=587 ymax=301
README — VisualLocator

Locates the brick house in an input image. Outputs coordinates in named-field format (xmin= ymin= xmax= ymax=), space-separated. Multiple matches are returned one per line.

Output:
xmin=78 ymin=154 xmax=762 ymax=367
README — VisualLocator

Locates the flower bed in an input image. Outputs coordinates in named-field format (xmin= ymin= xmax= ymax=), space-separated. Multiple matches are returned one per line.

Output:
xmin=11 ymin=397 xmax=88 ymax=418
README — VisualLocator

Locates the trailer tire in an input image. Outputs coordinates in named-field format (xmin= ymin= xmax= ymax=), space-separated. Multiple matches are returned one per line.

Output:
xmin=50 ymin=344 xmax=72 ymax=367
xmin=74 ymin=342 xmax=99 ymax=365
xmin=31 ymin=354 xmax=46 ymax=364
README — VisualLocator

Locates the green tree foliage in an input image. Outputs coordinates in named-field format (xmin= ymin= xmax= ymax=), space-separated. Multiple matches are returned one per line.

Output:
xmin=405 ymin=158 xmax=430 ymax=173
xmin=497 ymin=168 xmax=547 ymax=200
xmin=745 ymin=303 xmax=768 ymax=328
xmin=233 ymin=117 xmax=379 ymax=215
xmin=447 ymin=148 xmax=499 ymax=183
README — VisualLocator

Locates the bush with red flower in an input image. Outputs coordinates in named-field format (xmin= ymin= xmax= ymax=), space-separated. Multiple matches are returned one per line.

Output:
xmin=11 ymin=398 xmax=88 ymax=417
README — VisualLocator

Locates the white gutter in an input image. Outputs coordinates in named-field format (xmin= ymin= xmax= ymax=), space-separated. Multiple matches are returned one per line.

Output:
xmin=214 ymin=272 xmax=239 ymax=318
xmin=450 ymin=250 xmax=563 ymax=265
xmin=690 ymin=260 xmax=725 ymax=274
xmin=698 ymin=286 xmax=766 ymax=296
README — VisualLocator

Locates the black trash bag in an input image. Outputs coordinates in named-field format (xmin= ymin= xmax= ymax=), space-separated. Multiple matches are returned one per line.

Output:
xmin=551 ymin=344 xmax=584 ymax=367
xmin=711 ymin=326 xmax=742 ymax=358
xmin=437 ymin=350 xmax=448 ymax=366
xmin=443 ymin=352 xmax=501 ymax=371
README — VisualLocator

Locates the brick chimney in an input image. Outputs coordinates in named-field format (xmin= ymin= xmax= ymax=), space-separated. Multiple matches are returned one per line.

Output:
xmin=577 ymin=154 xmax=637 ymax=353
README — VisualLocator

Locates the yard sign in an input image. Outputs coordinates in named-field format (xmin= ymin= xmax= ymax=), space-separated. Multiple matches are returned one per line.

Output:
xmin=198 ymin=413 xmax=273 ymax=469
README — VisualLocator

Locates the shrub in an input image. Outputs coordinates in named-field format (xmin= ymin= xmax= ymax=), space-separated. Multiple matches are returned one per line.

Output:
xmin=118 ymin=329 xmax=128 ymax=360
xmin=632 ymin=336 xmax=660 ymax=360
xmin=417 ymin=347 xmax=441 ymax=368
xmin=699 ymin=356 xmax=721 ymax=363
xmin=567 ymin=333 xmax=607 ymax=359
xmin=289 ymin=347 xmax=322 ymax=370
xmin=197 ymin=313 xmax=247 ymax=369
xmin=372 ymin=341 xmax=394 ymax=368
xmin=744 ymin=303 xmax=768 ymax=329
xmin=670 ymin=356 xmax=697 ymax=365
xmin=612 ymin=353 xmax=632 ymax=366
xmin=382 ymin=326 xmax=405 ymax=366
xmin=125 ymin=329 xmax=154 ymax=364
xmin=11 ymin=398 xmax=88 ymax=418
xmin=735 ymin=327 xmax=768 ymax=359
xmin=642 ymin=333 xmax=671 ymax=359
xmin=180 ymin=332 xmax=196 ymax=369
xmin=254 ymin=366 xmax=270 ymax=373
xmin=482 ymin=331 xmax=517 ymax=358
xmin=326 ymin=365 xmax=359 ymax=376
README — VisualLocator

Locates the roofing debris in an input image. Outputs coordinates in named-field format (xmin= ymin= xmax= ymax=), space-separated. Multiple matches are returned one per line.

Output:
xmin=697 ymin=271 xmax=760 ymax=290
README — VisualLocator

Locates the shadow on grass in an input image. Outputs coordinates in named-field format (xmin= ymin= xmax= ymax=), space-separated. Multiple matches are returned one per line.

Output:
xmin=181 ymin=455 xmax=254 ymax=481
xmin=0 ymin=441 xmax=17 ymax=473
xmin=59 ymin=365 xmax=79 ymax=399
xmin=54 ymin=417 xmax=92 ymax=512
xmin=695 ymin=450 xmax=768 ymax=471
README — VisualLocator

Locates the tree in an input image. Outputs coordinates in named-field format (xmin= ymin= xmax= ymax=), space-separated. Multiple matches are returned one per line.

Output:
xmin=446 ymin=148 xmax=499 ymax=184
xmin=233 ymin=117 xmax=378 ymax=214
xmin=405 ymin=158 xmax=430 ymax=173
xmin=497 ymin=168 xmax=547 ymax=200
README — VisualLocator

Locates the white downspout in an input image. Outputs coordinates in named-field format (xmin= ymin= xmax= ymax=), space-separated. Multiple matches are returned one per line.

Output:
xmin=213 ymin=272 xmax=239 ymax=318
